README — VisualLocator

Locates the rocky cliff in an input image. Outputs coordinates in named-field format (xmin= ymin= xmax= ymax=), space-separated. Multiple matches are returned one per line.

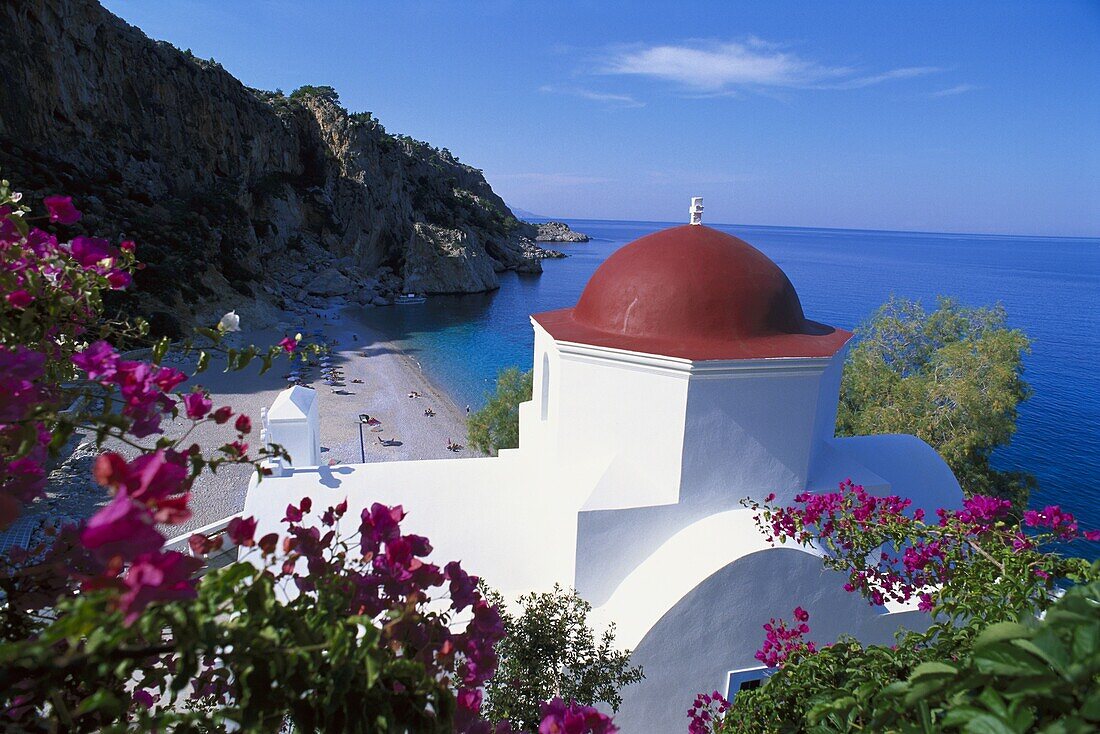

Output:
xmin=0 ymin=0 xmax=575 ymax=334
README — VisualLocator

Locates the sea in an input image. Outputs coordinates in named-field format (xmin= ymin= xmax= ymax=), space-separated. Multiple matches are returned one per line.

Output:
xmin=355 ymin=219 xmax=1100 ymax=551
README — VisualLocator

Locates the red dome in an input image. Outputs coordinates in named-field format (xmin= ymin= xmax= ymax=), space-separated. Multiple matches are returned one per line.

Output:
xmin=532 ymin=225 xmax=851 ymax=360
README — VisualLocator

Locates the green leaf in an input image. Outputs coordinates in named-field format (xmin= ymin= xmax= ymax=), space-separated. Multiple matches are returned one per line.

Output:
xmin=960 ymin=712 xmax=1021 ymax=734
xmin=975 ymin=622 xmax=1031 ymax=648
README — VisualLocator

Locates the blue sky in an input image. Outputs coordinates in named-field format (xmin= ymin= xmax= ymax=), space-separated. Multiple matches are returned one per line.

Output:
xmin=102 ymin=0 xmax=1099 ymax=236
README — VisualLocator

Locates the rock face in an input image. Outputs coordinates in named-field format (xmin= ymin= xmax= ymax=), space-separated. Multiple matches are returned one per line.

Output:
xmin=535 ymin=221 xmax=590 ymax=243
xmin=0 ymin=0 xmax=557 ymax=331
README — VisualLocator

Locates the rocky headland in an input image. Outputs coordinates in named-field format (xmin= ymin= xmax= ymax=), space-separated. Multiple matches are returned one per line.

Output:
xmin=535 ymin=221 xmax=591 ymax=243
xmin=0 ymin=0 xmax=584 ymax=334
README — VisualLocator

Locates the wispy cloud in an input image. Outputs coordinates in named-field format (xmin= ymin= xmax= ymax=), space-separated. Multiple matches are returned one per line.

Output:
xmin=929 ymin=83 xmax=979 ymax=97
xmin=600 ymin=39 xmax=939 ymax=94
xmin=539 ymin=85 xmax=645 ymax=108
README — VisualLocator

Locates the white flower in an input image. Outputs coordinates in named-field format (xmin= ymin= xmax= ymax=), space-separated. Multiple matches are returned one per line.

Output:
xmin=10 ymin=192 xmax=22 ymax=203
xmin=218 ymin=310 xmax=241 ymax=332
xmin=295 ymin=332 xmax=302 ymax=341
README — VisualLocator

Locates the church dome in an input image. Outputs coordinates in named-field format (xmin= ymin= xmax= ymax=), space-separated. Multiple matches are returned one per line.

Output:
xmin=532 ymin=225 xmax=851 ymax=360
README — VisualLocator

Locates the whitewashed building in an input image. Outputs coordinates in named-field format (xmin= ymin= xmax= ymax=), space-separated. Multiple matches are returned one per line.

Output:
xmin=243 ymin=215 xmax=962 ymax=732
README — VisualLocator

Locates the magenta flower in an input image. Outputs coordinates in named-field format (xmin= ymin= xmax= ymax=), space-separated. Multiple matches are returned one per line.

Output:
xmin=81 ymin=494 xmax=164 ymax=562
xmin=918 ymin=593 xmax=934 ymax=612
xmin=118 ymin=551 xmax=202 ymax=624
xmin=72 ymin=340 xmax=120 ymax=381
xmin=106 ymin=269 xmax=131 ymax=289
xmin=445 ymin=561 xmax=480 ymax=612
xmin=43 ymin=195 xmax=82 ymax=224
xmin=212 ymin=406 xmax=233 ymax=424
xmin=5 ymin=289 xmax=34 ymax=309
xmin=183 ymin=390 xmax=212 ymax=420
xmin=69 ymin=235 xmax=116 ymax=268
xmin=234 ymin=414 xmax=252 ymax=434
xmin=278 ymin=336 xmax=297 ymax=353
xmin=538 ymin=697 xmax=618 ymax=734
xmin=226 ymin=515 xmax=258 ymax=547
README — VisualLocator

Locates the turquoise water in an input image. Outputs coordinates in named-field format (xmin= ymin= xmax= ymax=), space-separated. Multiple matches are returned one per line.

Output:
xmin=355 ymin=219 xmax=1100 ymax=545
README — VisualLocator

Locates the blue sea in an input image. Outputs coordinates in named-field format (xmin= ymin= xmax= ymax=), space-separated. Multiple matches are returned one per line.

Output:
xmin=355 ymin=219 xmax=1100 ymax=548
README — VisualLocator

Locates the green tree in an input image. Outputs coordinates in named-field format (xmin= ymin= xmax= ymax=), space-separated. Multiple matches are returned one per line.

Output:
xmin=482 ymin=585 xmax=644 ymax=732
xmin=289 ymin=84 xmax=340 ymax=105
xmin=467 ymin=367 xmax=532 ymax=455
xmin=837 ymin=296 xmax=1033 ymax=507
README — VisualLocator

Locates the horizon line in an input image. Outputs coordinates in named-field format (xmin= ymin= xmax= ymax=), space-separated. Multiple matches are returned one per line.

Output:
xmin=523 ymin=215 xmax=1100 ymax=242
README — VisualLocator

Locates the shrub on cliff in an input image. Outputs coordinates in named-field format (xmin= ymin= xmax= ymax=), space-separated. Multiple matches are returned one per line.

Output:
xmin=838 ymin=296 xmax=1034 ymax=508
xmin=467 ymin=367 xmax=533 ymax=456
xmin=288 ymin=84 xmax=340 ymax=105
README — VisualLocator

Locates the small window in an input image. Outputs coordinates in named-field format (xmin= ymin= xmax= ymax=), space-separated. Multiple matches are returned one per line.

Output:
xmin=725 ymin=666 xmax=774 ymax=700
xmin=540 ymin=353 xmax=550 ymax=421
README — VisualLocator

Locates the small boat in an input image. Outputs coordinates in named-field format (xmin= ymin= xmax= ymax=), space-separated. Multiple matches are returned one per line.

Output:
xmin=394 ymin=293 xmax=426 ymax=305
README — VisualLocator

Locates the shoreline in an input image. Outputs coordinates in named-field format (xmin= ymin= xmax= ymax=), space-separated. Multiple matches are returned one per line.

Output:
xmin=36 ymin=302 xmax=481 ymax=539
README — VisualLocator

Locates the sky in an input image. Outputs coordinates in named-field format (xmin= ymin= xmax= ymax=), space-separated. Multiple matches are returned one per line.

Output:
xmin=101 ymin=0 xmax=1100 ymax=236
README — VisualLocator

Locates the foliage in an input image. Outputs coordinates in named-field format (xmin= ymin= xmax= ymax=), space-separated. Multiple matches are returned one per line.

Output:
xmin=289 ymin=84 xmax=341 ymax=104
xmin=467 ymin=367 xmax=532 ymax=456
xmin=0 ymin=182 xmax=617 ymax=733
xmin=482 ymin=584 xmax=644 ymax=732
xmin=837 ymin=296 xmax=1034 ymax=507
xmin=1 ymin=500 xmax=504 ymax=733
xmin=708 ymin=483 xmax=1100 ymax=733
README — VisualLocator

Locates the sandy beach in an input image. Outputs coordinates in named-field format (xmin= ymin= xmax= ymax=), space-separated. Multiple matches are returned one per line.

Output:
xmin=36 ymin=304 xmax=479 ymax=540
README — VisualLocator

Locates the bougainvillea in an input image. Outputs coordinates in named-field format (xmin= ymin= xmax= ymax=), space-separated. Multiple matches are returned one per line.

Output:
xmin=0 ymin=182 xmax=617 ymax=733
xmin=703 ymin=482 xmax=1099 ymax=732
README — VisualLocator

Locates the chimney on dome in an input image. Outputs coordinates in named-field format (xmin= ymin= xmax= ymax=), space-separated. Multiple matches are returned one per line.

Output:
xmin=689 ymin=197 xmax=704 ymax=225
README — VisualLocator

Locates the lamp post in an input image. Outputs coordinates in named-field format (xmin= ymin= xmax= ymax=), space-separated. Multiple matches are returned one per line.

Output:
xmin=358 ymin=414 xmax=370 ymax=463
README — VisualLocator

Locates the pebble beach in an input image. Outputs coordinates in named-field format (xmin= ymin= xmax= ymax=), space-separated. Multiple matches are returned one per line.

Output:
xmin=33 ymin=304 xmax=478 ymax=544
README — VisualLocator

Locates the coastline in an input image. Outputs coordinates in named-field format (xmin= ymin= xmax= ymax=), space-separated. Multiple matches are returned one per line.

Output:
xmin=37 ymin=303 xmax=480 ymax=539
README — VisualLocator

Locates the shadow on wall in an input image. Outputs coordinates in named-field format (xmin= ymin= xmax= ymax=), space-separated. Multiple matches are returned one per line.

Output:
xmin=288 ymin=464 xmax=355 ymax=489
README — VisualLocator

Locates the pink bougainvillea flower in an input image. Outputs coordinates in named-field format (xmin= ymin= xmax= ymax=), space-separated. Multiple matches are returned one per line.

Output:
xmin=92 ymin=450 xmax=189 ymax=505
xmin=151 ymin=492 xmax=192 ymax=525
xmin=72 ymin=340 xmax=120 ymax=381
xmin=234 ymin=414 xmax=252 ymax=434
xmin=284 ymin=497 xmax=313 ymax=524
xmin=188 ymin=532 xmax=223 ymax=556
xmin=212 ymin=406 xmax=233 ymax=424
xmin=106 ymin=269 xmax=131 ymax=289
xmin=80 ymin=494 xmax=164 ymax=562
xmin=132 ymin=690 xmax=155 ymax=709
xmin=118 ymin=551 xmax=202 ymax=624
xmin=119 ymin=239 xmax=136 ymax=252
xmin=226 ymin=515 xmax=258 ymax=547
xmin=5 ymin=289 xmax=34 ymax=309
xmin=183 ymin=390 xmax=212 ymax=420
xmin=445 ymin=561 xmax=480 ymax=613
xmin=538 ymin=697 xmax=618 ymax=734
xmin=43 ymin=195 xmax=82 ymax=224
xmin=277 ymin=336 xmax=297 ymax=353
xmin=69 ymin=235 xmax=116 ymax=268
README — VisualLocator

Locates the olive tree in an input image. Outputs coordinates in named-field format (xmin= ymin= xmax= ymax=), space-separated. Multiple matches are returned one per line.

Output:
xmin=837 ymin=296 xmax=1034 ymax=507
xmin=482 ymin=585 xmax=644 ymax=732
xmin=467 ymin=367 xmax=532 ymax=456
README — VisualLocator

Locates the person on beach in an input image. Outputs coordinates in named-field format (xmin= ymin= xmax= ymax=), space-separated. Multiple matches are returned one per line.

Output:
xmin=465 ymin=405 xmax=470 ymax=415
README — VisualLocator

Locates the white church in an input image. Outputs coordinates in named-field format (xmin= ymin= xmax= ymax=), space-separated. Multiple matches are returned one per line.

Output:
xmin=242 ymin=201 xmax=963 ymax=732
